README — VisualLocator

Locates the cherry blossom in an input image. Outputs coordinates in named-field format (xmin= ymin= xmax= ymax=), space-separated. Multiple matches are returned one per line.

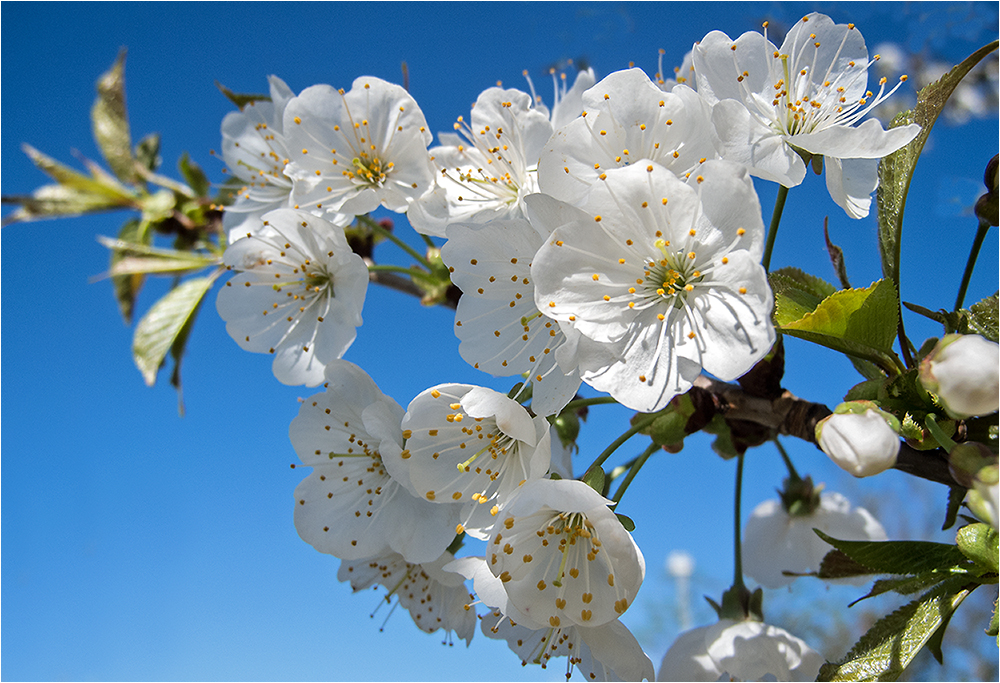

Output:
xmin=290 ymin=360 xmax=460 ymax=563
xmin=338 ymin=550 xmax=477 ymax=645
xmin=395 ymin=383 xmax=552 ymax=539
xmin=218 ymin=75 xmax=298 ymax=241
xmin=531 ymin=160 xmax=774 ymax=412
xmin=742 ymin=490 xmax=887 ymax=588
xmin=658 ymin=618 xmax=823 ymax=681
xmin=692 ymin=12 xmax=921 ymax=217
xmin=283 ymin=76 xmax=435 ymax=219
xmin=919 ymin=333 xmax=1000 ymax=419
xmin=215 ymin=208 xmax=368 ymax=386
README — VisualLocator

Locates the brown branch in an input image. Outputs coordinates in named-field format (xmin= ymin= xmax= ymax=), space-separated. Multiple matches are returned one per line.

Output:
xmin=693 ymin=375 xmax=961 ymax=488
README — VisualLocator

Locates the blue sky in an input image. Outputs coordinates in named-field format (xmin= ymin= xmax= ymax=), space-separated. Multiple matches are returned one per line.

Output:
xmin=2 ymin=2 xmax=998 ymax=680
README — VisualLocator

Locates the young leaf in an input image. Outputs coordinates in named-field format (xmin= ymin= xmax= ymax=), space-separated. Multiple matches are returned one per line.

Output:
xmin=877 ymin=41 xmax=999 ymax=293
xmin=818 ymin=576 xmax=974 ymax=681
xmin=581 ymin=466 xmax=606 ymax=496
xmin=2 ymin=183 xmax=131 ymax=225
xmin=110 ymin=219 xmax=152 ymax=324
xmin=967 ymin=292 xmax=999 ymax=342
xmin=769 ymin=267 xmax=838 ymax=326
xmin=135 ymin=133 xmax=162 ymax=173
xmin=132 ymin=276 xmax=216 ymax=386
xmin=215 ymin=80 xmax=270 ymax=109
xmin=778 ymin=280 xmax=902 ymax=373
xmin=955 ymin=523 xmax=999 ymax=574
xmin=91 ymin=49 xmax=136 ymax=183
xmin=178 ymin=152 xmax=211 ymax=198
xmin=814 ymin=530 xmax=973 ymax=576
xmin=824 ymin=218 xmax=852 ymax=290
xmin=615 ymin=513 xmax=635 ymax=532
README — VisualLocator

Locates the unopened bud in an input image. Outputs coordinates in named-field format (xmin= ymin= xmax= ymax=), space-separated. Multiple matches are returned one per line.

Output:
xmin=815 ymin=402 xmax=900 ymax=477
xmin=919 ymin=334 xmax=1000 ymax=419
xmin=975 ymin=154 xmax=998 ymax=227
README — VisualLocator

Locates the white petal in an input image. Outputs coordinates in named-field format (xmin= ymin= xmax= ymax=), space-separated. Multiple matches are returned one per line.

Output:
xmin=711 ymin=100 xmax=806 ymax=186
xmin=790 ymin=119 xmax=920 ymax=159
xmin=824 ymin=155 xmax=879 ymax=219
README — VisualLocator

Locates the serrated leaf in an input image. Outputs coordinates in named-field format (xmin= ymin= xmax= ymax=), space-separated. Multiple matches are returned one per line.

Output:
xmin=942 ymin=486 xmax=966 ymax=531
xmin=967 ymin=293 xmax=999 ymax=342
xmin=878 ymin=41 xmax=999 ymax=292
xmin=955 ymin=523 xmax=999 ymax=573
xmin=110 ymin=219 xmax=151 ymax=324
xmin=132 ymin=276 xmax=215 ymax=386
xmin=135 ymin=133 xmax=162 ymax=173
xmin=848 ymin=572 xmax=956 ymax=606
xmin=178 ymin=152 xmax=211 ymax=198
xmin=215 ymin=80 xmax=270 ymax=109
xmin=816 ymin=549 xmax=878 ymax=579
xmin=770 ymin=267 xmax=838 ymax=326
xmin=824 ymin=219 xmax=851 ymax=290
xmin=91 ymin=49 xmax=136 ymax=183
xmin=988 ymin=597 xmax=998 ymax=641
xmin=582 ymin=466 xmax=606 ymax=495
xmin=814 ymin=530 xmax=973 ymax=575
xmin=779 ymin=280 xmax=902 ymax=371
xmin=819 ymin=576 xmax=973 ymax=681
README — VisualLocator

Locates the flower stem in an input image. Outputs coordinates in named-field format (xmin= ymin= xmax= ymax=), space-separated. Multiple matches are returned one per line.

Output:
xmin=774 ymin=437 xmax=800 ymax=482
xmin=762 ymin=185 xmax=789 ymax=273
xmin=732 ymin=451 xmax=747 ymax=592
xmin=358 ymin=215 xmax=434 ymax=270
xmin=587 ymin=412 xmax=661 ymax=473
xmin=611 ymin=443 xmax=658 ymax=505
xmin=954 ymin=219 xmax=991 ymax=311
xmin=562 ymin=396 xmax=620 ymax=413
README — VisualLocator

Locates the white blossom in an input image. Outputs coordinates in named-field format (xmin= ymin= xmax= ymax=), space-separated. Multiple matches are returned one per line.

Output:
xmin=219 ymin=76 xmax=298 ymax=242
xmin=441 ymin=216 xmax=582 ymax=416
xmin=692 ymin=12 xmax=920 ymax=218
xmin=743 ymin=490 xmax=887 ymax=588
xmin=407 ymin=87 xmax=553 ymax=237
xmin=486 ymin=478 xmax=645 ymax=629
xmin=919 ymin=333 xmax=1000 ymax=419
xmin=528 ymin=66 xmax=598 ymax=130
xmin=816 ymin=403 xmax=900 ymax=477
xmin=290 ymin=360 xmax=460 ymax=563
xmin=215 ymin=209 xmax=368 ymax=386
xmin=395 ymin=384 xmax=551 ymax=539
xmin=537 ymin=68 xmax=720 ymax=209
xmin=283 ymin=76 xmax=435 ymax=219
xmin=531 ymin=160 xmax=774 ymax=412
xmin=658 ymin=619 xmax=823 ymax=681
xmin=338 ymin=550 xmax=477 ymax=645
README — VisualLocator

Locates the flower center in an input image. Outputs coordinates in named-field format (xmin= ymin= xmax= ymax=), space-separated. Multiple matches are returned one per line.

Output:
xmin=642 ymin=239 xmax=703 ymax=308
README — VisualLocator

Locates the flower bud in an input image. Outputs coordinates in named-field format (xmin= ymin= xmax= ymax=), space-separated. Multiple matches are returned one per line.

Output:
xmin=919 ymin=334 xmax=1000 ymax=419
xmin=815 ymin=402 xmax=900 ymax=477
xmin=976 ymin=154 xmax=998 ymax=227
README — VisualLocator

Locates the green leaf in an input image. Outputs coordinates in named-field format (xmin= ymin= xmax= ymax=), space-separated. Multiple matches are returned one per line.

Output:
xmin=110 ymin=219 xmax=152 ymax=324
xmin=955 ymin=523 xmax=999 ymax=574
xmin=581 ymin=466 xmax=606 ymax=496
xmin=877 ymin=41 xmax=999 ymax=292
xmin=615 ymin=513 xmax=635 ymax=532
xmin=135 ymin=133 xmax=162 ymax=173
xmin=1 ymin=183 xmax=131 ymax=224
xmin=778 ymin=280 xmax=902 ymax=372
xmin=816 ymin=549 xmax=880 ymax=580
xmin=132 ymin=276 xmax=215 ymax=386
xmin=848 ymin=572 xmax=958 ymax=606
xmin=967 ymin=293 xmax=999 ymax=342
xmin=215 ymin=80 xmax=270 ymax=109
xmin=769 ymin=267 xmax=838 ymax=326
xmin=824 ymin=219 xmax=851 ymax=290
xmin=942 ymin=486 xmax=966 ymax=531
xmin=168 ymin=287 xmax=205 ymax=417
xmin=91 ymin=49 xmax=136 ymax=183
xmin=814 ymin=530 xmax=973 ymax=576
xmin=178 ymin=152 xmax=211 ymax=198
xmin=987 ymin=597 xmax=998 ymax=642
xmin=818 ymin=576 xmax=973 ymax=681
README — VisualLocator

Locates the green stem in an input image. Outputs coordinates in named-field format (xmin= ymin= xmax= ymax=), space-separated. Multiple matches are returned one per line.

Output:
xmin=732 ymin=451 xmax=747 ymax=592
xmin=358 ymin=215 xmax=433 ymax=270
xmin=954 ymin=219 xmax=991 ymax=311
xmin=561 ymin=396 xmax=620 ymax=413
xmin=773 ymin=438 xmax=800 ymax=482
xmin=587 ymin=412 xmax=661 ymax=473
xmin=611 ymin=443 xmax=658 ymax=505
xmin=762 ymin=185 xmax=789 ymax=273
xmin=420 ymin=232 xmax=438 ymax=249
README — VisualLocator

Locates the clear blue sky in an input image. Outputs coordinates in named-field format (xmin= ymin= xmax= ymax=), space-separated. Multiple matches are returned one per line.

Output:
xmin=2 ymin=2 xmax=997 ymax=680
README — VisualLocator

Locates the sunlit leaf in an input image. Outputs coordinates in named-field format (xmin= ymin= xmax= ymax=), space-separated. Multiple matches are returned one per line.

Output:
xmin=91 ymin=49 xmax=136 ymax=182
xmin=769 ymin=267 xmax=837 ymax=327
xmin=877 ymin=41 xmax=999 ymax=291
xmin=132 ymin=275 xmax=216 ymax=386
xmin=955 ymin=522 xmax=999 ymax=573
xmin=967 ymin=292 xmax=999 ymax=342
xmin=110 ymin=219 xmax=151 ymax=324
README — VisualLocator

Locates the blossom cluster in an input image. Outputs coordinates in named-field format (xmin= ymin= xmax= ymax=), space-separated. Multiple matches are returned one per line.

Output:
xmin=208 ymin=12 xmax=950 ymax=681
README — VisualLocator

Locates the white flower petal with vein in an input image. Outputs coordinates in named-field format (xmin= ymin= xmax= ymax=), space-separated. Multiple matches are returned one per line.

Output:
xmin=216 ymin=208 xmax=368 ymax=387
